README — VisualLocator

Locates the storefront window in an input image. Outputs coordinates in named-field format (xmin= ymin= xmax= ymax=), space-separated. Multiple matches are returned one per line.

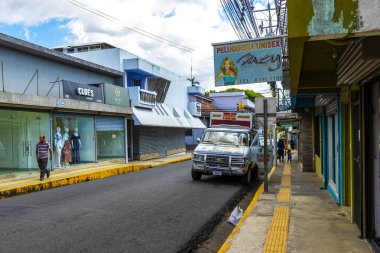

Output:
xmin=96 ymin=116 xmax=125 ymax=160
xmin=53 ymin=115 xmax=95 ymax=165
xmin=97 ymin=131 xmax=125 ymax=158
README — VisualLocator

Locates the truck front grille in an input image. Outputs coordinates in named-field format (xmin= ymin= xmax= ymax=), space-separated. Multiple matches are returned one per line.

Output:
xmin=206 ymin=155 xmax=229 ymax=168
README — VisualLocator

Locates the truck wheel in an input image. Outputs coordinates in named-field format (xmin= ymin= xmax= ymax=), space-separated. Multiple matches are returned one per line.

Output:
xmin=241 ymin=168 xmax=252 ymax=186
xmin=252 ymin=165 xmax=258 ymax=179
xmin=192 ymin=170 xmax=202 ymax=180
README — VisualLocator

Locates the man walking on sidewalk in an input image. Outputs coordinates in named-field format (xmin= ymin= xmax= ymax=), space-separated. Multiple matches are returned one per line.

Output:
xmin=36 ymin=135 xmax=52 ymax=181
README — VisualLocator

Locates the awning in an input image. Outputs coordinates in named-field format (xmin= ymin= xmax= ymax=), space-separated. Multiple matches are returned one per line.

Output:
xmin=132 ymin=103 xmax=206 ymax=129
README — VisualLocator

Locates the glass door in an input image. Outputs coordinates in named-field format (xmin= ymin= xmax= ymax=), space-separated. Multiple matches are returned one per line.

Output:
xmin=0 ymin=109 xmax=50 ymax=171
xmin=27 ymin=112 xmax=51 ymax=170
xmin=328 ymin=113 xmax=339 ymax=197
xmin=12 ymin=111 xmax=29 ymax=169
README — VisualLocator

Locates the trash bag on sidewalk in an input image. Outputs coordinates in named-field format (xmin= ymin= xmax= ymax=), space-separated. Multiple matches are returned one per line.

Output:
xmin=228 ymin=206 xmax=244 ymax=226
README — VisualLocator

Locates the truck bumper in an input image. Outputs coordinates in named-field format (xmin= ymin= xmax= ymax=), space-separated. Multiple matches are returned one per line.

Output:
xmin=192 ymin=163 xmax=249 ymax=176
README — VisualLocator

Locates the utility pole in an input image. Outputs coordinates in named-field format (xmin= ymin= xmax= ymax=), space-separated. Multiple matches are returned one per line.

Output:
xmin=264 ymin=99 xmax=268 ymax=192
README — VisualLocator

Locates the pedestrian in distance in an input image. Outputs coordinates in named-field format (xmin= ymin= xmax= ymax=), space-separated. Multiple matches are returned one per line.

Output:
xmin=277 ymin=138 xmax=285 ymax=163
xmin=287 ymin=149 xmax=292 ymax=163
xmin=36 ymin=134 xmax=52 ymax=181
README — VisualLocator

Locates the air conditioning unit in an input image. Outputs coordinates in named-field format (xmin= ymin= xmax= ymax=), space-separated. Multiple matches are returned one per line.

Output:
xmin=188 ymin=102 xmax=201 ymax=117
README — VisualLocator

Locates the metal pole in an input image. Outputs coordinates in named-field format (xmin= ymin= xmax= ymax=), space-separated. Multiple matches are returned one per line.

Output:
xmin=125 ymin=117 xmax=129 ymax=164
xmin=274 ymin=125 xmax=278 ymax=166
xmin=264 ymin=99 xmax=268 ymax=192
xmin=1 ymin=61 xmax=4 ymax=92
xmin=37 ymin=69 xmax=39 ymax=96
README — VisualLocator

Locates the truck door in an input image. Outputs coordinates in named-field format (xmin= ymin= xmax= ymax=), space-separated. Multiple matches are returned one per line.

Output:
xmin=250 ymin=135 xmax=273 ymax=170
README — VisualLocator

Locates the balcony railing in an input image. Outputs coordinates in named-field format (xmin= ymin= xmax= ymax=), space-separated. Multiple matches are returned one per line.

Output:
xmin=139 ymin=89 xmax=156 ymax=105
xmin=128 ymin=86 xmax=156 ymax=108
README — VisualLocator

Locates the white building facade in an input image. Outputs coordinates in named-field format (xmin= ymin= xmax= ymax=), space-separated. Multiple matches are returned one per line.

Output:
xmin=55 ymin=43 xmax=205 ymax=160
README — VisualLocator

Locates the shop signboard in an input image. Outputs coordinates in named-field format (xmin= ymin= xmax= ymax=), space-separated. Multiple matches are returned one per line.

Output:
xmin=103 ymin=83 xmax=130 ymax=107
xmin=62 ymin=80 xmax=103 ymax=103
xmin=212 ymin=37 xmax=283 ymax=86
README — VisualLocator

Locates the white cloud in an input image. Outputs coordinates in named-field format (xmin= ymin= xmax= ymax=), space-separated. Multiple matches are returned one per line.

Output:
xmin=23 ymin=27 xmax=30 ymax=41
xmin=0 ymin=0 xmax=278 ymax=96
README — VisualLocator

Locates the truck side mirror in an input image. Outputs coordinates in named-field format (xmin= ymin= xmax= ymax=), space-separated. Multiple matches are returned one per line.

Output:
xmin=196 ymin=138 xmax=201 ymax=143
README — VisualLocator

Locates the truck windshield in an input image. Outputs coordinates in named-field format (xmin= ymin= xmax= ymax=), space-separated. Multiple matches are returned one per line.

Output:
xmin=202 ymin=131 xmax=249 ymax=146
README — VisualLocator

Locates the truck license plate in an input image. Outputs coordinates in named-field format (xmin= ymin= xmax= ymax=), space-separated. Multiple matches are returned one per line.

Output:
xmin=213 ymin=170 xmax=222 ymax=176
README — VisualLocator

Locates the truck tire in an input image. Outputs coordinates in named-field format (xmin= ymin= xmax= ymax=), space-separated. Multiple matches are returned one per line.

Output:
xmin=252 ymin=165 xmax=258 ymax=179
xmin=241 ymin=168 xmax=252 ymax=186
xmin=192 ymin=170 xmax=202 ymax=180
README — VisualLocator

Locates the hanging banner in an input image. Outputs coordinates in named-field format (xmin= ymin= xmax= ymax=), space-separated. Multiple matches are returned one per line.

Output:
xmin=212 ymin=37 xmax=283 ymax=86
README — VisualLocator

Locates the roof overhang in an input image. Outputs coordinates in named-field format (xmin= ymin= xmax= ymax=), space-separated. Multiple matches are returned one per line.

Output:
xmin=0 ymin=33 xmax=123 ymax=78
xmin=0 ymin=92 xmax=133 ymax=116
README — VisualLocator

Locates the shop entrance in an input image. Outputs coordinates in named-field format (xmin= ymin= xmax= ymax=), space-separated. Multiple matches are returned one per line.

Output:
xmin=0 ymin=110 xmax=50 ymax=170
xmin=325 ymin=99 xmax=340 ymax=202
xmin=370 ymin=81 xmax=380 ymax=244
xmin=352 ymin=101 xmax=362 ymax=229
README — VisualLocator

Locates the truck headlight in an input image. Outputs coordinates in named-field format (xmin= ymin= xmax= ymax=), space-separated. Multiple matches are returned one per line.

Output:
xmin=192 ymin=153 xmax=204 ymax=161
xmin=231 ymin=157 xmax=248 ymax=165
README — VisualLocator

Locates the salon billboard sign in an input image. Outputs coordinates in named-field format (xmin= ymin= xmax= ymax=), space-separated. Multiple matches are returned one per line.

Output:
xmin=212 ymin=37 xmax=283 ymax=86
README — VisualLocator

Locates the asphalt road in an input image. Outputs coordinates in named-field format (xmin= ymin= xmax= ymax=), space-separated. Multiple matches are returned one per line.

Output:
xmin=0 ymin=161 xmax=248 ymax=253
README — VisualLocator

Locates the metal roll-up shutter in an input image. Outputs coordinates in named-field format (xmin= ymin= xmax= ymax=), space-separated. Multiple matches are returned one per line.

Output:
xmin=158 ymin=127 xmax=167 ymax=157
xmin=326 ymin=100 xmax=338 ymax=115
xmin=177 ymin=129 xmax=185 ymax=149
xmin=96 ymin=116 xmax=125 ymax=131
xmin=149 ymin=127 xmax=159 ymax=153
xmin=139 ymin=127 xmax=150 ymax=155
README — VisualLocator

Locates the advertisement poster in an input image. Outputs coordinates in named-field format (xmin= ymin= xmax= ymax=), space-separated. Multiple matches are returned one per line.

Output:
xmin=212 ymin=37 xmax=283 ymax=86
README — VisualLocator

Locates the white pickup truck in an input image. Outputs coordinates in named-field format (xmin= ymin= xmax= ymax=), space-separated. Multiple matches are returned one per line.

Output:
xmin=191 ymin=112 xmax=273 ymax=185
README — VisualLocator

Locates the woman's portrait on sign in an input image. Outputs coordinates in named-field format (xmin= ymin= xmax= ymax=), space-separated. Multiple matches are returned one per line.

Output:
xmin=215 ymin=57 xmax=238 ymax=86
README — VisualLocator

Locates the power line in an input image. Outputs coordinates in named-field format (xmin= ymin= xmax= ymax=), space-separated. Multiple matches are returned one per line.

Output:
xmin=64 ymin=0 xmax=213 ymax=61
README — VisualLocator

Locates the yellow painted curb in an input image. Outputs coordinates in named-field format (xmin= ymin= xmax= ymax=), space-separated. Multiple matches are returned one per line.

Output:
xmin=218 ymin=165 xmax=277 ymax=253
xmin=0 ymin=156 xmax=191 ymax=199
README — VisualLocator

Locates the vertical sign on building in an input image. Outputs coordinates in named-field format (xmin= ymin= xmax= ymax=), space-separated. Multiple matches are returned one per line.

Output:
xmin=212 ymin=37 xmax=283 ymax=86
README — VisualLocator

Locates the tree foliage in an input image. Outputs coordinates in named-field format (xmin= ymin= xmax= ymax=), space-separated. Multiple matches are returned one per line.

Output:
xmin=205 ymin=88 xmax=264 ymax=103
xmin=187 ymin=77 xmax=200 ymax=86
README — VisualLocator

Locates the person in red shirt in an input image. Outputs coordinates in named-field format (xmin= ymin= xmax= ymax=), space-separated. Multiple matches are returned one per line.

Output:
xmin=36 ymin=135 xmax=52 ymax=181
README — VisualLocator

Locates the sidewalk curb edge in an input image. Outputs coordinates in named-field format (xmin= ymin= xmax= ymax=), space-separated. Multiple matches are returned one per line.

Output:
xmin=0 ymin=156 xmax=191 ymax=199
xmin=218 ymin=165 xmax=277 ymax=253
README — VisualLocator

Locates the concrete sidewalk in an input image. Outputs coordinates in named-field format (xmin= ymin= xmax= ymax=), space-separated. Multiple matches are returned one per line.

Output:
xmin=0 ymin=153 xmax=191 ymax=199
xmin=219 ymin=161 xmax=373 ymax=253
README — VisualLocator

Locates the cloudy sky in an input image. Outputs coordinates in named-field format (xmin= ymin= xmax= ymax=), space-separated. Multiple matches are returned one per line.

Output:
xmin=0 ymin=0 xmax=276 ymax=95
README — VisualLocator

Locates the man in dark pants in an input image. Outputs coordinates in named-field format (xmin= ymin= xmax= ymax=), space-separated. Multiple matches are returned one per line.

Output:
xmin=36 ymin=135 xmax=52 ymax=181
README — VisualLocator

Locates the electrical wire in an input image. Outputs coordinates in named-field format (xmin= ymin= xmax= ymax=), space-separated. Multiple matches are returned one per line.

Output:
xmin=63 ymin=0 xmax=214 ymax=60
